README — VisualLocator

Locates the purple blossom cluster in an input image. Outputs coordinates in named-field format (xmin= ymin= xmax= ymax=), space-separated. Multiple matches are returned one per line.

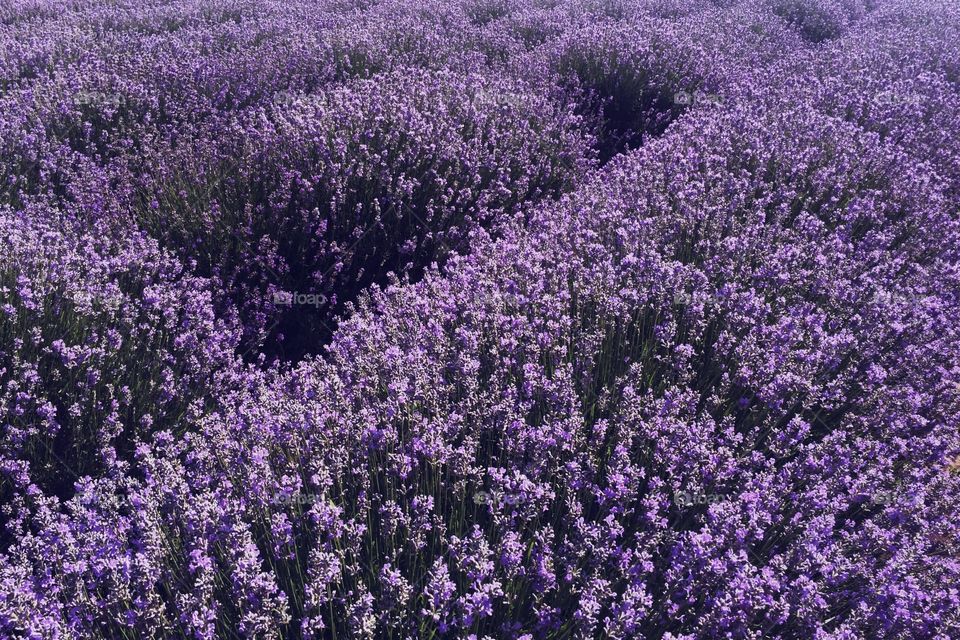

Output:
xmin=120 ymin=67 xmax=592 ymax=357
xmin=2 ymin=0 xmax=960 ymax=638
xmin=0 ymin=203 xmax=240 ymax=502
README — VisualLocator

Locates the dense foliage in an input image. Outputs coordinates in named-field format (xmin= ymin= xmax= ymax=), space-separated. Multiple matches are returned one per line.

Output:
xmin=1 ymin=0 xmax=958 ymax=638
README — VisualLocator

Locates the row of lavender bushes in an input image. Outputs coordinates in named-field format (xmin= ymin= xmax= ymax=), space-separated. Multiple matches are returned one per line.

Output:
xmin=2 ymin=0 xmax=960 ymax=637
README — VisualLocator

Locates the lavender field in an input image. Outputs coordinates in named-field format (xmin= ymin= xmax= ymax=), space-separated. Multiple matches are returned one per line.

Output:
xmin=1 ymin=0 xmax=959 ymax=637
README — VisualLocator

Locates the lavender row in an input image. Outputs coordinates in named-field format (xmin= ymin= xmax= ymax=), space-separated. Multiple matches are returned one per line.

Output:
xmin=2 ymin=0 xmax=960 ymax=637
xmin=5 ymin=95 xmax=959 ymax=636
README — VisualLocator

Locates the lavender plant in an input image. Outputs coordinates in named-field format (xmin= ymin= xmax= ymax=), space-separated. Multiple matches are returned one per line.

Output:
xmin=123 ymin=67 xmax=592 ymax=358
xmin=0 ymin=204 xmax=239 ymax=502
xmin=1 ymin=0 xmax=958 ymax=638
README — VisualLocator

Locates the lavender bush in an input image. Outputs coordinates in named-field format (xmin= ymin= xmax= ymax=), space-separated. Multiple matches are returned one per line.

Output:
xmin=0 ymin=204 xmax=240 ymax=502
xmin=121 ymin=67 xmax=592 ymax=357
xmin=1 ymin=0 xmax=959 ymax=638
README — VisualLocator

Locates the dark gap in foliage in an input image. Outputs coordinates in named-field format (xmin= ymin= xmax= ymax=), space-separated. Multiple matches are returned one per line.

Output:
xmin=568 ymin=76 xmax=685 ymax=164
xmin=464 ymin=0 xmax=512 ymax=27
xmin=553 ymin=28 xmax=699 ymax=163
xmin=770 ymin=0 xmax=848 ymax=44
xmin=128 ymin=75 xmax=589 ymax=363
